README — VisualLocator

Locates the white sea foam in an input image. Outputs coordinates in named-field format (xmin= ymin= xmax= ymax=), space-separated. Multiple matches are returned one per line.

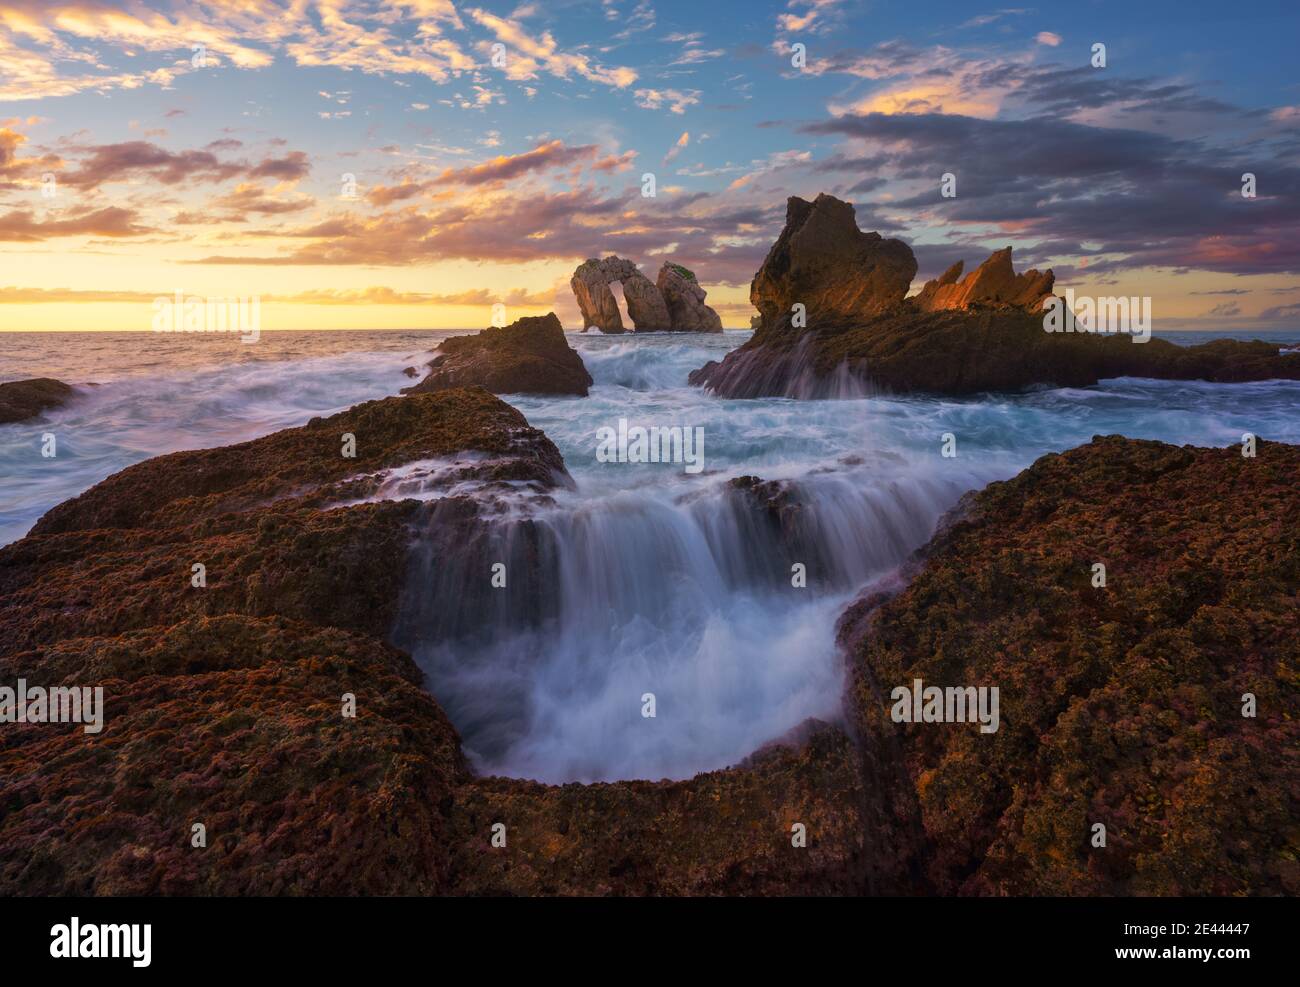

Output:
xmin=4 ymin=328 xmax=1300 ymax=782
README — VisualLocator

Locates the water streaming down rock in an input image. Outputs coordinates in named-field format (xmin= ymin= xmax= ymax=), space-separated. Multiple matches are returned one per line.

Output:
xmin=11 ymin=329 xmax=1299 ymax=791
xmin=389 ymin=461 xmax=990 ymax=783
xmin=690 ymin=334 xmax=876 ymax=399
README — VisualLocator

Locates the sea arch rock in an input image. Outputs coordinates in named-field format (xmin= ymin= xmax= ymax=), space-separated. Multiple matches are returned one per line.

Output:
xmin=571 ymin=255 xmax=721 ymax=332
xmin=657 ymin=262 xmax=723 ymax=333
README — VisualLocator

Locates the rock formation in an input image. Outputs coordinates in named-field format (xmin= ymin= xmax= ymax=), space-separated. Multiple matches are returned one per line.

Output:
xmin=0 ymin=387 xmax=858 ymax=895
xmin=0 ymin=378 xmax=75 ymax=425
xmin=571 ymin=259 xmax=626 ymax=332
xmin=611 ymin=259 xmax=672 ymax=330
xmin=2 ymin=397 xmax=1293 ymax=893
xmin=690 ymin=191 xmax=1300 ymax=397
xmin=0 ymin=388 xmax=566 ymax=894
xmin=838 ymin=436 xmax=1300 ymax=895
xmin=571 ymin=255 xmax=722 ymax=332
xmin=656 ymin=262 xmax=723 ymax=333
xmin=749 ymin=192 xmax=916 ymax=334
xmin=912 ymin=247 xmax=1055 ymax=312
xmin=403 ymin=313 xmax=592 ymax=397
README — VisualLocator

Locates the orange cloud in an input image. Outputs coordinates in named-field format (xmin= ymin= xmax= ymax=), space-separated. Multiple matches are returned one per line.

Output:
xmin=0 ymin=205 xmax=152 ymax=240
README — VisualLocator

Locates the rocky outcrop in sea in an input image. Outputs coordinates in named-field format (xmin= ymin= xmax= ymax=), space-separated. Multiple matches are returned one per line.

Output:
xmin=690 ymin=193 xmax=1300 ymax=397
xmin=403 ymin=313 xmax=593 ymax=397
xmin=571 ymin=256 xmax=723 ymax=333
xmin=0 ymin=378 xmax=76 ymax=425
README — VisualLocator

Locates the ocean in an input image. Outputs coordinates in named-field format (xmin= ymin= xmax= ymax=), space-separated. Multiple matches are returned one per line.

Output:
xmin=4 ymin=326 xmax=1299 ymax=781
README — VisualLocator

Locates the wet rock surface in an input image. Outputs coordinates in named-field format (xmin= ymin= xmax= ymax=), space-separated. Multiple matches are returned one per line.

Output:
xmin=0 ymin=389 xmax=563 ymax=894
xmin=0 ymin=387 xmax=862 ymax=895
xmin=4 ymin=384 xmax=1293 ymax=894
xmin=447 ymin=720 xmax=867 ymax=895
xmin=0 ymin=615 xmax=467 ymax=895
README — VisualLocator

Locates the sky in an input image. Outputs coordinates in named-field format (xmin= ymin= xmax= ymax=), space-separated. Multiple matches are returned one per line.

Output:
xmin=1 ymin=0 xmax=1298 ymax=331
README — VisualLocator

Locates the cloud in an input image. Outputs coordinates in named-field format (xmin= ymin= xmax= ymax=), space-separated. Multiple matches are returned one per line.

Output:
xmin=775 ymin=0 xmax=846 ymax=35
xmin=663 ymin=131 xmax=690 ymax=164
xmin=809 ymin=40 xmax=1246 ymax=129
xmin=613 ymin=0 xmax=656 ymax=40
xmin=0 ymin=124 xmax=59 ymax=185
xmin=266 ymin=286 xmax=556 ymax=306
xmin=187 ymin=181 xmax=778 ymax=288
xmin=51 ymin=137 xmax=312 ymax=193
xmin=1035 ymin=32 xmax=1062 ymax=47
xmin=1258 ymin=301 xmax=1300 ymax=321
xmin=0 ymin=285 xmax=158 ymax=302
xmin=803 ymin=110 xmax=1300 ymax=275
xmin=634 ymin=88 xmax=701 ymax=114
xmin=725 ymin=149 xmax=813 ymax=192
xmin=364 ymin=140 xmax=633 ymax=205
xmin=0 ymin=205 xmax=151 ymax=241
xmin=958 ymin=10 xmax=1032 ymax=29
xmin=467 ymin=7 xmax=637 ymax=87
xmin=210 ymin=182 xmax=315 ymax=218
xmin=0 ymin=284 xmax=557 ymax=307
xmin=248 ymin=151 xmax=311 ymax=182
xmin=433 ymin=140 xmax=603 ymax=185
xmin=0 ymin=0 xmax=478 ymax=100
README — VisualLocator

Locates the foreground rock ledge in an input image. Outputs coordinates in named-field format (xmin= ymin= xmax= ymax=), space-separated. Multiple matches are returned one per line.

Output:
xmin=4 ymin=401 xmax=1293 ymax=894
xmin=0 ymin=386 xmax=859 ymax=895
xmin=838 ymin=435 xmax=1300 ymax=895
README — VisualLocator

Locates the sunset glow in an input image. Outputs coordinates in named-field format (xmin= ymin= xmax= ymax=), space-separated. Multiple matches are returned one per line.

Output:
xmin=2 ymin=0 xmax=1298 ymax=332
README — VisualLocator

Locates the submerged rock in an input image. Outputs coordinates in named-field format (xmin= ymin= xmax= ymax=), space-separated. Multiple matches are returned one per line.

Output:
xmin=692 ymin=192 xmax=1300 ymax=397
xmin=838 ymin=435 xmax=1300 ymax=895
xmin=0 ymin=378 xmax=75 ymax=425
xmin=403 ymin=313 xmax=593 ymax=397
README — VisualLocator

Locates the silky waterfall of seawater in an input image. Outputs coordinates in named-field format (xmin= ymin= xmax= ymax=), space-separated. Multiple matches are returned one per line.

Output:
xmin=696 ymin=334 xmax=875 ymax=399
xmin=390 ymin=459 xmax=994 ymax=784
